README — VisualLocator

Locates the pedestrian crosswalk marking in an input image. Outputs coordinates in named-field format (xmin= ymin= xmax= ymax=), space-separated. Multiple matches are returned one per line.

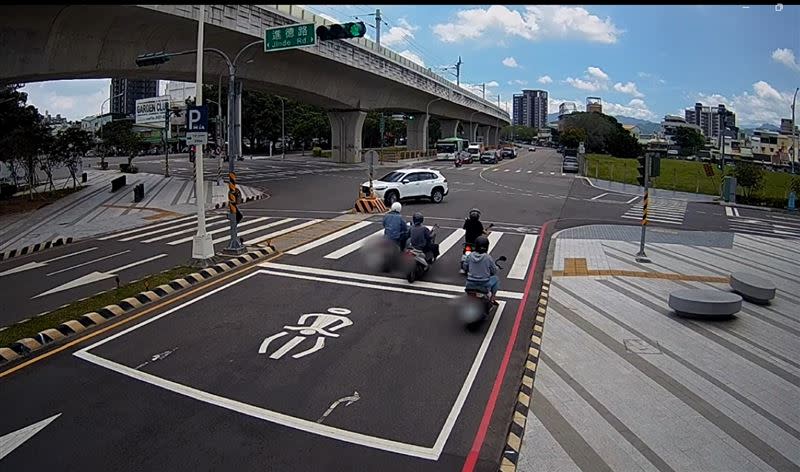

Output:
xmin=100 ymin=215 xmax=198 ymax=240
xmin=487 ymin=231 xmax=503 ymax=253
xmin=213 ymin=218 xmax=297 ymax=245
xmin=437 ymin=228 xmax=466 ymax=256
xmin=324 ymin=228 xmax=385 ymax=259
xmin=248 ymin=219 xmax=323 ymax=245
xmin=622 ymin=199 xmax=686 ymax=225
xmin=138 ymin=215 xmax=230 ymax=243
xmin=507 ymin=235 xmax=538 ymax=280
xmin=287 ymin=221 xmax=373 ymax=255
xmin=167 ymin=217 xmax=272 ymax=246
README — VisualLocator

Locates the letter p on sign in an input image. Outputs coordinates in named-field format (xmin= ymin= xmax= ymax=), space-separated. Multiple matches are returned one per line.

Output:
xmin=186 ymin=105 xmax=208 ymax=133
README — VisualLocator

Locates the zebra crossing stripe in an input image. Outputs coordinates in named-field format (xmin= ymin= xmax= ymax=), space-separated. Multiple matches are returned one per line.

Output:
xmin=487 ymin=231 xmax=503 ymax=253
xmin=437 ymin=228 xmax=466 ymax=256
xmin=213 ymin=218 xmax=297 ymax=245
xmin=247 ymin=219 xmax=323 ymax=245
xmin=168 ymin=217 xmax=272 ymax=246
xmin=507 ymin=234 xmax=538 ymax=280
xmin=129 ymin=215 xmax=227 ymax=242
xmin=99 ymin=215 xmax=198 ymax=240
xmin=324 ymin=228 xmax=385 ymax=259
xmin=287 ymin=221 xmax=373 ymax=255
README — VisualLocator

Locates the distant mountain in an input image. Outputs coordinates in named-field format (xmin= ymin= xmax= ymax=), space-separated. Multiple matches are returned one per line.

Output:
xmin=545 ymin=112 xmax=660 ymax=134
xmin=741 ymin=123 xmax=780 ymax=135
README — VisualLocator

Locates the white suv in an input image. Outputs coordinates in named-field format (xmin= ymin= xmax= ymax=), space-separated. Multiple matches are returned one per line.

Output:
xmin=361 ymin=168 xmax=449 ymax=205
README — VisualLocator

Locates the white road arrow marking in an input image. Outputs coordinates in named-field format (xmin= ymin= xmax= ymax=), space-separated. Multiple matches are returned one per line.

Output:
xmin=33 ymin=254 xmax=167 ymax=299
xmin=317 ymin=391 xmax=360 ymax=424
xmin=0 ymin=247 xmax=98 ymax=277
xmin=0 ymin=413 xmax=61 ymax=460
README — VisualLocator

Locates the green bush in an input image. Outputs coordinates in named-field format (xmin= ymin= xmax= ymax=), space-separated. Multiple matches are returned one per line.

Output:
xmin=0 ymin=183 xmax=17 ymax=199
xmin=321 ymin=150 xmax=332 ymax=158
xmin=312 ymin=146 xmax=322 ymax=157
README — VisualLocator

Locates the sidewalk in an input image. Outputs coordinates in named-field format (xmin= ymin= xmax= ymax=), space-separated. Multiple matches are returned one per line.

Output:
xmin=516 ymin=224 xmax=800 ymax=472
xmin=584 ymin=177 xmax=719 ymax=203
xmin=0 ymin=169 xmax=264 ymax=253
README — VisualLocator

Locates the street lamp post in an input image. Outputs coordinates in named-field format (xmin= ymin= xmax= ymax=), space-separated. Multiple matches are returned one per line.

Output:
xmin=277 ymin=96 xmax=286 ymax=160
xmin=136 ymin=38 xmax=263 ymax=256
xmin=792 ymin=87 xmax=798 ymax=174
xmin=99 ymin=92 xmax=124 ymax=169
xmin=424 ymin=97 xmax=443 ymax=151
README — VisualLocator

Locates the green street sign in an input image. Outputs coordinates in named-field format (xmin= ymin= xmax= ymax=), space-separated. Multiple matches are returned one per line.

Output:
xmin=264 ymin=23 xmax=316 ymax=52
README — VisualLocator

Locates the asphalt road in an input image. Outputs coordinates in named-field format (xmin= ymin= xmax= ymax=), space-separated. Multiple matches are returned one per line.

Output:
xmin=3 ymin=146 xmax=799 ymax=470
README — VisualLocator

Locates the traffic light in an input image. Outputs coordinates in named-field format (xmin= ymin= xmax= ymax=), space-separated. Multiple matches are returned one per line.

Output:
xmin=135 ymin=52 xmax=170 ymax=67
xmin=316 ymin=21 xmax=367 ymax=41
xmin=636 ymin=155 xmax=647 ymax=187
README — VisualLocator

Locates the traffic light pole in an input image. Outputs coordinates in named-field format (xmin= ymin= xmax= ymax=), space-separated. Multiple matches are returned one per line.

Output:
xmin=635 ymin=153 xmax=651 ymax=263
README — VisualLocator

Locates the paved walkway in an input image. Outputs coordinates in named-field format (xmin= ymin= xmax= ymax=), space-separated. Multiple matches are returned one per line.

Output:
xmin=518 ymin=224 xmax=800 ymax=472
xmin=0 ymin=170 xmax=263 ymax=252
xmin=585 ymin=178 xmax=719 ymax=203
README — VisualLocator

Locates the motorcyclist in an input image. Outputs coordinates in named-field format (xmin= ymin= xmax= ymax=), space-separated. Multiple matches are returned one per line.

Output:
xmin=382 ymin=202 xmax=409 ymax=251
xmin=464 ymin=235 xmax=499 ymax=305
xmin=463 ymin=208 xmax=486 ymax=245
xmin=409 ymin=212 xmax=439 ymax=261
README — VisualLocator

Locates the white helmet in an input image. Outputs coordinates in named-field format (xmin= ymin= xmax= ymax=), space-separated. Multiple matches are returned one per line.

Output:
xmin=391 ymin=202 xmax=402 ymax=213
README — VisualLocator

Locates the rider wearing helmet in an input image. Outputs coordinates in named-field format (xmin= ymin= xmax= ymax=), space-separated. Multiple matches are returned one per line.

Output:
xmin=464 ymin=235 xmax=499 ymax=305
xmin=382 ymin=202 xmax=409 ymax=250
xmin=409 ymin=212 xmax=439 ymax=260
xmin=463 ymin=208 xmax=486 ymax=245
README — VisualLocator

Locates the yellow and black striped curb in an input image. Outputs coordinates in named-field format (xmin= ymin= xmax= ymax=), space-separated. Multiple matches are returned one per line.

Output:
xmin=0 ymin=247 xmax=275 ymax=365
xmin=213 ymin=192 xmax=267 ymax=210
xmin=500 ymin=277 xmax=551 ymax=472
xmin=0 ymin=237 xmax=73 ymax=262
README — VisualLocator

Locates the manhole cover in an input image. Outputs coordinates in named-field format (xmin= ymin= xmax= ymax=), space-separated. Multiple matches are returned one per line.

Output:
xmin=623 ymin=338 xmax=662 ymax=354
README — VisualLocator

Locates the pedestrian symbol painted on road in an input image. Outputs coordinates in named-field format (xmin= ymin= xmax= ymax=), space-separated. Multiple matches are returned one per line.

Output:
xmin=258 ymin=308 xmax=353 ymax=359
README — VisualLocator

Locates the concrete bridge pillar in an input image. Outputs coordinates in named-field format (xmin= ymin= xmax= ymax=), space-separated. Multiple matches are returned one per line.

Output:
xmin=406 ymin=113 xmax=430 ymax=151
xmin=439 ymin=119 xmax=460 ymax=139
xmin=467 ymin=122 xmax=479 ymax=143
xmin=327 ymin=110 xmax=367 ymax=163
xmin=488 ymin=127 xmax=499 ymax=147
xmin=478 ymin=125 xmax=490 ymax=145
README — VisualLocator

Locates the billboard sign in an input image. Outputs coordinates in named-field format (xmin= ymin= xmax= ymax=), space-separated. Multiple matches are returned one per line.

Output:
xmin=135 ymin=96 xmax=170 ymax=126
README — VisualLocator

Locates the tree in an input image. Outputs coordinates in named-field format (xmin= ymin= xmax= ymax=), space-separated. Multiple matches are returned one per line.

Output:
xmin=561 ymin=112 xmax=642 ymax=158
xmin=100 ymin=120 xmax=147 ymax=169
xmin=289 ymin=103 xmax=330 ymax=153
xmin=0 ymin=84 xmax=45 ymax=193
xmin=560 ymin=128 xmax=587 ymax=148
xmin=500 ymin=125 xmax=537 ymax=142
xmin=672 ymin=127 xmax=705 ymax=156
xmin=51 ymin=127 xmax=94 ymax=187
xmin=606 ymin=130 xmax=642 ymax=159
xmin=733 ymin=160 xmax=765 ymax=199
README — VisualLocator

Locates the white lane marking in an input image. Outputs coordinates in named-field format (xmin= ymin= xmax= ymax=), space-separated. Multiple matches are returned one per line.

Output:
xmin=34 ymin=254 xmax=167 ymax=298
xmin=507 ymin=234 xmax=538 ymax=280
xmin=74 ymin=269 xmax=505 ymax=460
xmin=561 ymin=173 xmax=566 ymax=176
xmin=526 ymin=171 xmax=532 ymax=174
xmin=538 ymin=171 xmax=544 ymax=175
xmin=287 ymin=222 xmax=373 ymax=254
xmin=259 ymin=262 xmax=524 ymax=300
xmin=590 ymin=192 xmax=609 ymax=201
xmin=98 ymin=215 xmax=197 ymax=240
xmin=0 ymin=247 xmax=100 ymax=277
xmin=504 ymin=169 xmax=510 ymax=172
xmin=141 ymin=215 xmax=232 ymax=244
xmin=247 ymin=220 xmax=322 ymax=245
xmin=437 ymin=228 xmax=466 ymax=257
xmin=214 ymin=218 xmax=298 ymax=245
xmin=45 ymin=250 xmax=131 ymax=276
xmin=492 ymin=169 xmax=499 ymax=172
xmin=317 ymin=391 xmax=361 ymax=424
xmin=725 ymin=207 xmax=733 ymax=217
xmin=324 ymin=228 xmax=385 ymax=259
xmin=549 ymin=172 xmax=555 ymax=175
xmin=487 ymin=231 xmax=503 ymax=253
xmin=733 ymin=207 xmax=740 ymax=217
xmin=515 ymin=169 xmax=521 ymax=173
xmin=0 ymin=413 xmax=61 ymax=460
xmin=167 ymin=217 xmax=271 ymax=245
xmin=120 ymin=217 xmax=220 ymax=242
xmin=626 ymin=196 xmax=640 ymax=204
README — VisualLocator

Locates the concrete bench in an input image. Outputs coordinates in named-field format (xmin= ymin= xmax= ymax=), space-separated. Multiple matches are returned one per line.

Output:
xmin=730 ymin=272 xmax=776 ymax=304
xmin=668 ymin=289 xmax=742 ymax=318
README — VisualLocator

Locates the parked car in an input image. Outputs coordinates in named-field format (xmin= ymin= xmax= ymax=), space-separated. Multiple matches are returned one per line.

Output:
xmin=562 ymin=156 xmax=580 ymax=173
xmin=529 ymin=147 xmax=536 ymax=152
xmin=480 ymin=151 xmax=498 ymax=164
xmin=459 ymin=150 xmax=474 ymax=164
xmin=360 ymin=168 xmax=449 ymax=205
xmin=500 ymin=147 xmax=516 ymax=159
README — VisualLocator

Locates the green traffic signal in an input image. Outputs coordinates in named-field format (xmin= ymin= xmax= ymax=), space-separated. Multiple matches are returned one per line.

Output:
xmin=317 ymin=21 xmax=366 ymax=41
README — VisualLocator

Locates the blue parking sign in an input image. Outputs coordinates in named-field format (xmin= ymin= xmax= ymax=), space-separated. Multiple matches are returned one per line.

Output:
xmin=186 ymin=105 xmax=208 ymax=133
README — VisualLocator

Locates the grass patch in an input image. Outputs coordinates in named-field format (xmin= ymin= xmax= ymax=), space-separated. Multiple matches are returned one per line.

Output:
xmin=0 ymin=266 xmax=195 ymax=349
xmin=585 ymin=154 xmax=797 ymax=201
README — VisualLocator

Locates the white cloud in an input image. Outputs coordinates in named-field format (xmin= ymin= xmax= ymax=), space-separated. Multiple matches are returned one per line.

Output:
xmin=502 ymin=57 xmax=520 ymax=68
xmin=771 ymin=48 xmax=800 ymax=72
xmin=381 ymin=18 xmax=419 ymax=48
xmin=23 ymin=79 xmax=112 ymax=121
xmin=399 ymin=50 xmax=425 ymax=67
xmin=696 ymin=80 xmax=794 ymax=126
xmin=587 ymin=66 xmax=609 ymax=81
xmin=603 ymin=98 xmax=657 ymax=120
xmin=432 ymin=5 xmax=620 ymax=44
xmin=613 ymin=81 xmax=644 ymax=98
xmin=538 ymin=75 xmax=553 ymax=84
xmin=461 ymin=81 xmax=499 ymax=97
xmin=509 ymin=79 xmax=529 ymax=86
xmin=486 ymin=81 xmax=499 ymax=87
xmin=565 ymin=77 xmax=602 ymax=92
xmin=548 ymin=97 xmax=584 ymax=115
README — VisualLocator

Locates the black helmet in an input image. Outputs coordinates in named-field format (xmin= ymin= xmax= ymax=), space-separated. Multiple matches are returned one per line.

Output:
xmin=469 ymin=208 xmax=481 ymax=220
xmin=474 ymin=235 xmax=490 ymax=253
xmin=412 ymin=212 xmax=424 ymax=225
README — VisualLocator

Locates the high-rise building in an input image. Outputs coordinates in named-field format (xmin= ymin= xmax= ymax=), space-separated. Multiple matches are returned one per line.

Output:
xmin=586 ymin=97 xmax=602 ymax=114
xmin=110 ymin=78 xmax=158 ymax=117
xmin=512 ymin=89 xmax=548 ymax=129
xmin=684 ymin=102 xmax=736 ymax=140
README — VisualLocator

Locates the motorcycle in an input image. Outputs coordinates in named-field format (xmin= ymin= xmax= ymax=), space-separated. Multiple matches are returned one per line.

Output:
xmin=405 ymin=224 xmax=439 ymax=283
xmin=363 ymin=223 xmax=411 ymax=273
xmin=460 ymin=223 xmax=494 ymax=275
xmin=459 ymin=255 xmax=507 ymax=330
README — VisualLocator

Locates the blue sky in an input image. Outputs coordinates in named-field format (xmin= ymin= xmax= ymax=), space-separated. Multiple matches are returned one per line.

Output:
xmin=24 ymin=4 xmax=800 ymax=126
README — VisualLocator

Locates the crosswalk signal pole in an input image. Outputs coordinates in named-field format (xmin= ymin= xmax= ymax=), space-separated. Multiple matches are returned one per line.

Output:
xmin=636 ymin=152 xmax=651 ymax=262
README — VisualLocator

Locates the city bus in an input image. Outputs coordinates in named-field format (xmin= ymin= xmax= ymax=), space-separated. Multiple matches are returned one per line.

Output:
xmin=435 ymin=137 xmax=469 ymax=160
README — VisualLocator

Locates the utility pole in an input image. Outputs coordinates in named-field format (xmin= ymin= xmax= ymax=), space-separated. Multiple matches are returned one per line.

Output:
xmin=497 ymin=94 xmax=500 ymax=107
xmin=375 ymin=8 xmax=382 ymax=46
xmin=792 ymin=87 xmax=798 ymax=174
xmin=481 ymin=83 xmax=486 ymax=99
xmin=191 ymin=4 xmax=214 ymax=262
xmin=635 ymin=152 xmax=651 ymax=263
xmin=455 ymin=56 xmax=462 ymax=86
